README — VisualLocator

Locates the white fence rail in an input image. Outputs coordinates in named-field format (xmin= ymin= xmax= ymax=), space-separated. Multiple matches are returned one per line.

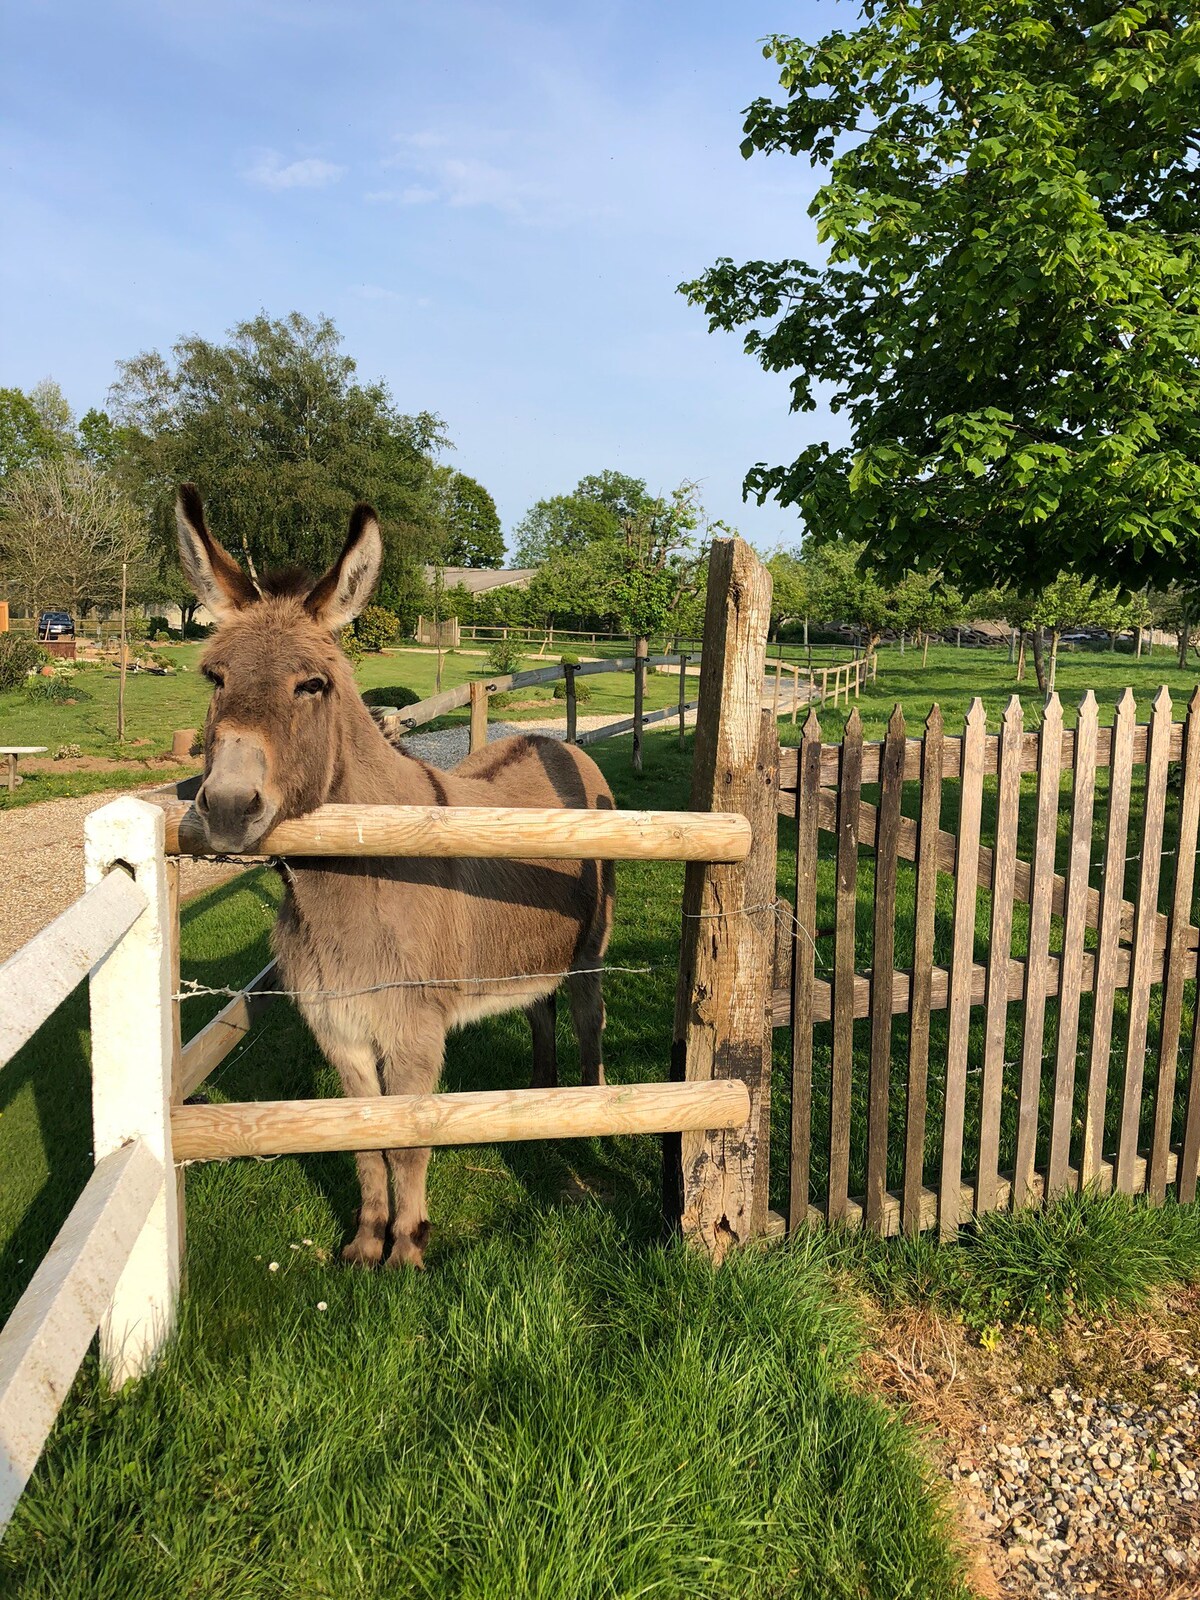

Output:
xmin=0 ymin=870 xmax=147 ymax=1065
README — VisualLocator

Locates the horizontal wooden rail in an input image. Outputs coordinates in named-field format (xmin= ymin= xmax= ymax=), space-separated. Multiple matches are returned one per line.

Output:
xmin=803 ymin=1148 xmax=1177 ymax=1240
xmin=380 ymin=654 xmax=701 ymax=733
xmin=0 ymin=1141 xmax=162 ymax=1531
xmin=0 ymin=869 xmax=147 ymax=1067
xmin=781 ymin=783 xmax=1172 ymax=954
xmin=171 ymin=1080 xmax=751 ymax=1162
xmin=577 ymin=700 xmax=700 ymax=746
xmin=178 ymin=960 xmax=280 ymax=1100
xmin=770 ymin=939 xmax=1188 ymax=1028
xmin=778 ymin=719 xmax=1187 ymax=790
xmin=163 ymin=802 xmax=751 ymax=863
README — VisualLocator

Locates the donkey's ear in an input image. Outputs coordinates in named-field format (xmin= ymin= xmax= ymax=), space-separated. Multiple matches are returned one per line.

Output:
xmin=175 ymin=485 xmax=258 ymax=619
xmin=304 ymin=504 xmax=383 ymax=631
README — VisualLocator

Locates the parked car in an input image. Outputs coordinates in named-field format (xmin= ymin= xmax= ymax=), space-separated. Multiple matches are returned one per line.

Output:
xmin=37 ymin=610 xmax=75 ymax=640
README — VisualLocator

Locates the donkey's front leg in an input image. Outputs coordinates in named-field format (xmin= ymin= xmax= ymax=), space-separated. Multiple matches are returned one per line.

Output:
xmin=322 ymin=1036 xmax=390 ymax=1267
xmin=380 ymin=1012 xmax=446 ymax=1270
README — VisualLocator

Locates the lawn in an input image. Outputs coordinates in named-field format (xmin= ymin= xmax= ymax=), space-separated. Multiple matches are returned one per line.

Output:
xmin=0 ymin=732 xmax=968 ymax=1600
xmin=0 ymin=641 xmax=682 ymax=809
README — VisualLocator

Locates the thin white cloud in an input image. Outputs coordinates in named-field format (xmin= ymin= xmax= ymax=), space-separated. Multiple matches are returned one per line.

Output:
xmin=243 ymin=150 xmax=345 ymax=191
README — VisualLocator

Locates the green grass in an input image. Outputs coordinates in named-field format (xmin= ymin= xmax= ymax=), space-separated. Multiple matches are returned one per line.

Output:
xmin=0 ymin=643 xmax=681 ymax=809
xmin=790 ymin=639 xmax=1200 ymax=746
xmin=0 ymin=735 xmax=967 ymax=1600
xmin=831 ymin=1189 xmax=1200 ymax=1335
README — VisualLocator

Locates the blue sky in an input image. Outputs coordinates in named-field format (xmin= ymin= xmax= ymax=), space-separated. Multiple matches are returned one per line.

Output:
xmin=0 ymin=1 xmax=848 ymax=555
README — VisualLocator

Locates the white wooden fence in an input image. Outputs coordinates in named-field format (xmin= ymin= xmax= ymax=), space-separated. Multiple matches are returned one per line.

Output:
xmin=0 ymin=798 xmax=177 ymax=1531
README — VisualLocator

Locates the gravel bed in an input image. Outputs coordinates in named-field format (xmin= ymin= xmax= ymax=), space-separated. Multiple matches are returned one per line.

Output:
xmin=949 ymin=1363 xmax=1200 ymax=1596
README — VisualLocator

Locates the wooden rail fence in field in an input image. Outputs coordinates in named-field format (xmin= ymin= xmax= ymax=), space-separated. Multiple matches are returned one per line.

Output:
xmin=775 ymin=687 xmax=1200 ymax=1240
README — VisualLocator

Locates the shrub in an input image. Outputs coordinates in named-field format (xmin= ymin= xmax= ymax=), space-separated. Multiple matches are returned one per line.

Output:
xmin=559 ymin=651 xmax=581 ymax=667
xmin=361 ymin=685 xmax=422 ymax=710
xmin=26 ymin=675 xmax=75 ymax=704
xmin=183 ymin=619 xmax=212 ymax=640
xmin=147 ymin=616 xmax=172 ymax=640
xmin=124 ymin=614 xmax=150 ymax=642
xmin=553 ymin=678 xmax=592 ymax=703
xmin=0 ymin=634 xmax=46 ymax=690
xmin=338 ymin=627 xmax=364 ymax=663
xmin=54 ymin=743 xmax=82 ymax=759
xmin=355 ymin=605 xmax=400 ymax=652
xmin=487 ymin=637 xmax=524 ymax=674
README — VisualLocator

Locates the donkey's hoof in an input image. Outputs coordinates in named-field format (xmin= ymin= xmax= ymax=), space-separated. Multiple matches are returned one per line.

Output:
xmin=340 ymin=1233 xmax=385 ymax=1268
xmin=385 ymin=1220 xmax=430 ymax=1271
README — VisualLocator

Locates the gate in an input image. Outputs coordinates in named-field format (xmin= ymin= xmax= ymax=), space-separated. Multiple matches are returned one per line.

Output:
xmin=777 ymin=687 xmax=1200 ymax=1238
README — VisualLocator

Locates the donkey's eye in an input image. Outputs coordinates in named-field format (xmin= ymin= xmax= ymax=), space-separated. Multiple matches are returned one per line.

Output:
xmin=204 ymin=669 xmax=224 ymax=689
xmin=296 ymin=676 xmax=328 ymax=698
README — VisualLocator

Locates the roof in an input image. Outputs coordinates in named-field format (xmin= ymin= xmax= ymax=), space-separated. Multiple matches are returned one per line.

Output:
xmin=424 ymin=566 xmax=536 ymax=595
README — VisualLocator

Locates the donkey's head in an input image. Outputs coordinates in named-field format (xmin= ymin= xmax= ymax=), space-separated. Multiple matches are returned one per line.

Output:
xmin=176 ymin=484 xmax=383 ymax=852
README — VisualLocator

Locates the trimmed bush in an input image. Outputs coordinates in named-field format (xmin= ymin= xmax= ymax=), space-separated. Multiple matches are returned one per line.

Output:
xmin=355 ymin=605 xmax=400 ymax=652
xmin=0 ymin=634 xmax=46 ymax=691
xmin=361 ymin=685 xmax=422 ymax=710
xmin=553 ymin=679 xmax=592 ymax=702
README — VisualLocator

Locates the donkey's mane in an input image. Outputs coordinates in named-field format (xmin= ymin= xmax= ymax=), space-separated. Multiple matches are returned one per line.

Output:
xmin=256 ymin=565 xmax=315 ymax=599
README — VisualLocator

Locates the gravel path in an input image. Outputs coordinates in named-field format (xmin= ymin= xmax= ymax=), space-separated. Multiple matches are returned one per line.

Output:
xmin=949 ymin=1370 xmax=1200 ymax=1596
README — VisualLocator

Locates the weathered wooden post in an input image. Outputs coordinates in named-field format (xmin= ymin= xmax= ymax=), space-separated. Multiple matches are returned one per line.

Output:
xmin=665 ymin=538 xmax=776 ymax=1261
xmin=85 ymin=797 xmax=180 ymax=1383
xmin=678 ymin=652 xmax=687 ymax=747
xmin=632 ymin=635 xmax=648 ymax=774
xmin=469 ymin=681 xmax=489 ymax=753
xmin=563 ymin=663 xmax=577 ymax=745
xmin=821 ymin=667 xmax=829 ymax=704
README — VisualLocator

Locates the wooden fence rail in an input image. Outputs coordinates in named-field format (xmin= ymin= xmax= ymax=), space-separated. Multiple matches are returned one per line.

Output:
xmin=778 ymin=686 xmax=1200 ymax=1237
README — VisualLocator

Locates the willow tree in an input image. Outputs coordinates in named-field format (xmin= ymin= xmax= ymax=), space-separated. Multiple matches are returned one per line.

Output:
xmin=683 ymin=3 xmax=1200 ymax=594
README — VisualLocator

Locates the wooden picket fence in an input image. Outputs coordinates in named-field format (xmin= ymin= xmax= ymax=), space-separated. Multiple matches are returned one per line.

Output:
xmin=775 ymin=687 xmax=1200 ymax=1238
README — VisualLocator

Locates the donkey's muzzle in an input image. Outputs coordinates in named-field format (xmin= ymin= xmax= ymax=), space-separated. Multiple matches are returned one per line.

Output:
xmin=196 ymin=731 xmax=278 ymax=853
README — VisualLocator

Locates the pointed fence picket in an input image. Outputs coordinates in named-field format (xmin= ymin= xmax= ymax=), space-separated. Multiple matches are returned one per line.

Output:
xmin=774 ymin=685 xmax=1200 ymax=1236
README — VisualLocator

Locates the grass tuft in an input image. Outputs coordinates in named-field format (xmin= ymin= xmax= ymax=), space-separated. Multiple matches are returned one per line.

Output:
xmin=834 ymin=1190 xmax=1200 ymax=1334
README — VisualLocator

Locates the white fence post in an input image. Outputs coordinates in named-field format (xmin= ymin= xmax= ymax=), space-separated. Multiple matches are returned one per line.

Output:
xmin=84 ymin=797 xmax=180 ymax=1385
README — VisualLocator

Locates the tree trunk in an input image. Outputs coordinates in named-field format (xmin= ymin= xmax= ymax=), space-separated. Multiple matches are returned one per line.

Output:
xmin=1048 ymin=630 xmax=1060 ymax=693
xmin=1031 ymin=627 xmax=1047 ymax=694
xmin=1179 ymin=610 xmax=1189 ymax=671
xmin=1016 ymin=630 xmax=1027 ymax=683
xmin=922 ymin=632 xmax=930 ymax=667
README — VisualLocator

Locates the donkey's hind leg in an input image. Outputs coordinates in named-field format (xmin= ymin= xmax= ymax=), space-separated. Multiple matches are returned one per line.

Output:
xmin=321 ymin=1036 xmax=389 ymax=1267
xmin=566 ymin=969 xmax=606 ymax=1087
xmin=528 ymin=991 xmax=558 ymax=1089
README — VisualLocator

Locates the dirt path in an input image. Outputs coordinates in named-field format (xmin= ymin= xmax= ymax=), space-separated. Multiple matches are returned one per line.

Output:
xmin=0 ymin=786 xmax=237 ymax=962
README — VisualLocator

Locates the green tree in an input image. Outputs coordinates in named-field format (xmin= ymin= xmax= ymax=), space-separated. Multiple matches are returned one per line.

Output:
xmin=0 ymin=387 xmax=62 ymax=482
xmin=438 ymin=470 xmax=504 ymax=567
xmin=109 ymin=312 xmax=445 ymax=606
xmin=511 ymin=471 xmax=653 ymax=567
xmin=683 ymin=4 xmax=1200 ymax=594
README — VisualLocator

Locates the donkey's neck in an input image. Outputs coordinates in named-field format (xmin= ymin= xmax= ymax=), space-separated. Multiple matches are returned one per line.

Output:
xmin=324 ymin=693 xmax=449 ymax=808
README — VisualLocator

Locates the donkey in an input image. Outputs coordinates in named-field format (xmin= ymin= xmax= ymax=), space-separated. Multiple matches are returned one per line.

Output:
xmin=175 ymin=485 xmax=614 ymax=1268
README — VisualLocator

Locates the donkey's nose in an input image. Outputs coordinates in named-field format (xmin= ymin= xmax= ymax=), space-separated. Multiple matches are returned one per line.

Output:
xmin=195 ymin=780 xmax=268 ymax=849
xmin=196 ymin=731 xmax=276 ymax=851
